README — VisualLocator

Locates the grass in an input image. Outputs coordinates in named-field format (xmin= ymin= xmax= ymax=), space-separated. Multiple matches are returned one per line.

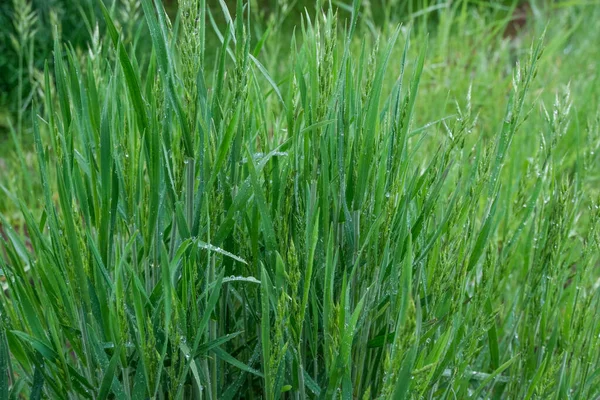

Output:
xmin=1 ymin=0 xmax=600 ymax=398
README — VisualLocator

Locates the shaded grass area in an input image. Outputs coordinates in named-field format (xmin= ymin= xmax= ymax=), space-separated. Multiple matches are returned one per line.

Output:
xmin=1 ymin=0 xmax=600 ymax=398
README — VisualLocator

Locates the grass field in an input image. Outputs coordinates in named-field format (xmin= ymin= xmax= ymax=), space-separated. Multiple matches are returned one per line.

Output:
xmin=1 ymin=0 xmax=600 ymax=398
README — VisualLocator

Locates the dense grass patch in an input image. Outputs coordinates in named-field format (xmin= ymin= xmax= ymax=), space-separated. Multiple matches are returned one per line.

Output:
xmin=1 ymin=0 xmax=599 ymax=398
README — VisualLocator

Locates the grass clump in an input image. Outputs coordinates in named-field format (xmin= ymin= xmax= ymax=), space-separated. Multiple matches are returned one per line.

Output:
xmin=1 ymin=0 xmax=600 ymax=398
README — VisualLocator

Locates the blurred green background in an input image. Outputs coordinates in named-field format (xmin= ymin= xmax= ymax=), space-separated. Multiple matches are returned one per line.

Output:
xmin=0 ymin=0 xmax=530 ymax=127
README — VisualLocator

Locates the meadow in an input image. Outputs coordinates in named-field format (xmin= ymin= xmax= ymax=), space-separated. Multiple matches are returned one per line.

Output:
xmin=1 ymin=0 xmax=599 ymax=398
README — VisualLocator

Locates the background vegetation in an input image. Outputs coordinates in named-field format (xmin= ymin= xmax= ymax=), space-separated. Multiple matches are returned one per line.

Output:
xmin=1 ymin=0 xmax=599 ymax=398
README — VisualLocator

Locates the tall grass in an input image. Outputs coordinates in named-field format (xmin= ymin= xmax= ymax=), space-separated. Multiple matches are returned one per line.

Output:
xmin=1 ymin=0 xmax=600 ymax=398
